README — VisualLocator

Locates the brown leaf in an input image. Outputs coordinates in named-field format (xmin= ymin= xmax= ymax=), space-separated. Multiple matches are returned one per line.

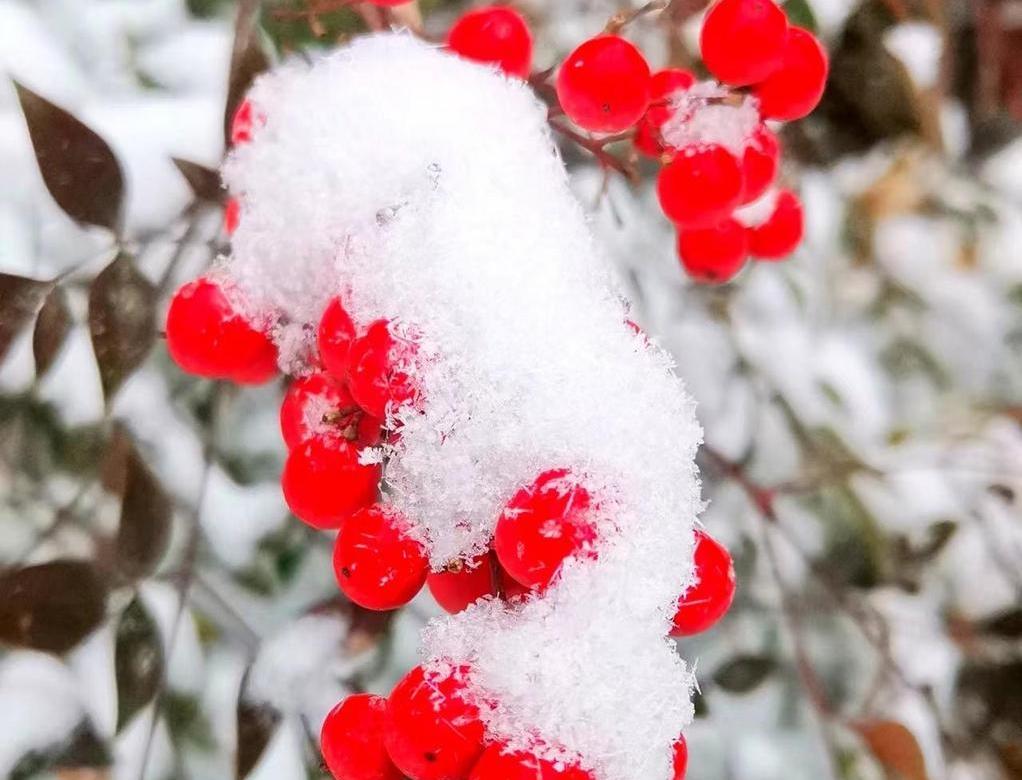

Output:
xmin=87 ymin=253 xmax=156 ymax=402
xmin=115 ymin=440 xmax=171 ymax=583
xmin=236 ymin=674 xmax=281 ymax=779
xmin=172 ymin=158 xmax=224 ymax=203
xmin=712 ymin=655 xmax=777 ymax=694
xmin=0 ymin=560 xmax=107 ymax=654
xmin=14 ymin=82 xmax=124 ymax=232
xmin=855 ymin=719 xmax=929 ymax=780
xmin=33 ymin=284 xmax=73 ymax=378
xmin=224 ymin=0 xmax=271 ymax=148
xmin=0 ymin=273 xmax=52 ymax=364
xmin=115 ymin=599 xmax=164 ymax=731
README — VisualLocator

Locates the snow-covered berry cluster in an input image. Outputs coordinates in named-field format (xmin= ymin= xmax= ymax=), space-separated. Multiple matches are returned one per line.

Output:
xmin=553 ymin=0 xmax=828 ymax=283
xmin=163 ymin=29 xmax=753 ymax=780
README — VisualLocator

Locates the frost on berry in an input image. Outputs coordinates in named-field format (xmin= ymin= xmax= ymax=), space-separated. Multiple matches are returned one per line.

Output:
xmin=220 ymin=36 xmax=703 ymax=780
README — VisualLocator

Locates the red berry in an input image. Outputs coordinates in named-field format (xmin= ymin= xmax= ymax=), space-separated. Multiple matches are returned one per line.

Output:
xmin=384 ymin=665 xmax=485 ymax=780
xmin=673 ymin=735 xmax=688 ymax=780
xmin=748 ymin=189 xmax=804 ymax=259
xmin=494 ymin=469 xmax=598 ymax=590
xmin=634 ymin=68 xmax=696 ymax=158
xmin=671 ymin=530 xmax=736 ymax=636
xmin=677 ymin=218 xmax=748 ymax=285
xmin=347 ymin=320 xmax=418 ymax=419
xmin=281 ymin=434 xmax=381 ymax=529
xmin=280 ymin=372 xmax=354 ymax=449
xmin=321 ymin=694 xmax=404 ymax=780
xmin=334 ymin=505 xmax=428 ymax=611
xmin=224 ymin=197 xmax=241 ymax=235
xmin=428 ymin=554 xmax=498 ymax=614
xmin=753 ymin=27 xmax=829 ymax=121
xmin=447 ymin=6 xmax=533 ymax=79
xmin=700 ymin=0 xmax=789 ymax=86
xmin=230 ymin=99 xmax=264 ymax=146
xmin=364 ymin=0 xmax=411 ymax=4
xmin=318 ymin=296 xmax=358 ymax=382
xmin=166 ymin=277 xmax=278 ymax=384
xmin=740 ymin=124 xmax=780 ymax=205
xmin=657 ymin=145 xmax=744 ymax=227
xmin=556 ymin=36 xmax=651 ymax=134
xmin=495 ymin=560 xmax=534 ymax=603
xmin=469 ymin=744 xmax=594 ymax=780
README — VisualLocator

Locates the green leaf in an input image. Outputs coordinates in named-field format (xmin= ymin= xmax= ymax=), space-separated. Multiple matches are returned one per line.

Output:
xmin=14 ymin=81 xmax=124 ymax=231
xmin=115 ymin=599 xmax=164 ymax=731
xmin=712 ymin=654 xmax=777 ymax=693
xmin=783 ymin=0 xmax=818 ymax=32
xmin=88 ymin=253 xmax=157 ymax=402
xmin=0 ymin=560 xmax=107 ymax=654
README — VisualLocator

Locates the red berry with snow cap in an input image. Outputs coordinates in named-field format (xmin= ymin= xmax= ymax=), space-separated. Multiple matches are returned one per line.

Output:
xmin=318 ymin=296 xmax=358 ymax=382
xmin=494 ymin=469 xmax=599 ymax=590
xmin=334 ymin=504 xmax=429 ymax=611
xmin=657 ymin=145 xmax=744 ymax=228
xmin=321 ymin=694 xmax=404 ymax=780
xmin=469 ymin=744 xmax=594 ymax=780
xmin=556 ymin=36 xmax=652 ymax=134
xmin=428 ymin=554 xmax=498 ymax=614
xmin=281 ymin=372 xmax=353 ymax=449
xmin=748 ymin=189 xmax=804 ymax=259
xmin=448 ymin=6 xmax=533 ymax=79
xmin=634 ymin=68 xmax=696 ymax=158
xmin=671 ymin=530 xmax=736 ymax=636
xmin=384 ymin=665 xmax=485 ymax=780
xmin=700 ymin=0 xmax=789 ymax=86
xmin=347 ymin=319 xmax=419 ymax=419
xmin=166 ymin=277 xmax=277 ymax=384
xmin=281 ymin=434 xmax=380 ymax=529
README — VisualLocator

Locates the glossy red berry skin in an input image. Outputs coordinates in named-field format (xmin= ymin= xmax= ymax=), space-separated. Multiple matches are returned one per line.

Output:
xmin=556 ymin=36 xmax=651 ymax=134
xmin=658 ymin=145 xmax=744 ymax=228
xmin=448 ymin=6 xmax=533 ymax=79
xmin=677 ymin=218 xmax=748 ymax=285
xmin=634 ymin=68 xmax=696 ymax=158
xmin=754 ymin=27 xmax=829 ymax=121
xmin=469 ymin=744 xmax=594 ymax=780
xmin=427 ymin=554 xmax=498 ymax=614
xmin=280 ymin=372 xmax=355 ymax=449
xmin=318 ymin=297 xmax=358 ymax=382
xmin=282 ymin=434 xmax=381 ymax=529
xmin=672 ymin=735 xmax=688 ymax=780
xmin=384 ymin=665 xmax=485 ymax=780
xmin=671 ymin=529 xmax=736 ymax=636
xmin=365 ymin=0 xmax=411 ymax=4
xmin=334 ymin=505 xmax=429 ymax=611
xmin=494 ymin=469 xmax=598 ymax=590
xmin=224 ymin=197 xmax=241 ymax=235
xmin=347 ymin=320 xmax=418 ymax=419
xmin=748 ymin=189 xmax=804 ymax=259
xmin=740 ymin=124 xmax=780 ymax=205
xmin=321 ymin=694 xmax=404 ymax=780
xmin=700 ymin=0 xmax=789 ymax=86
xmin=166 ymin=277 xmax=277 ymax=384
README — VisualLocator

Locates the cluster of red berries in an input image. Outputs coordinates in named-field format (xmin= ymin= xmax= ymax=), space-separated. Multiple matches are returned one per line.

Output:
xmin=320 ymin=665 xmax=689 ymax=780
xmin=548 ymin=0 xmax=826 ymax=284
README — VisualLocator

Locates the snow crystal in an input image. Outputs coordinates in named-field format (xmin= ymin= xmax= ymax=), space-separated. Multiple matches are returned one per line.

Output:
xmin=222 ymin=35 xmax=703 ymax=780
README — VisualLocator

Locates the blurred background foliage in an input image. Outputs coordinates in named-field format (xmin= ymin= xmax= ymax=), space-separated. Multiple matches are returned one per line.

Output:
xmin=0 ymin=0 xmax=1020 ymax=779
